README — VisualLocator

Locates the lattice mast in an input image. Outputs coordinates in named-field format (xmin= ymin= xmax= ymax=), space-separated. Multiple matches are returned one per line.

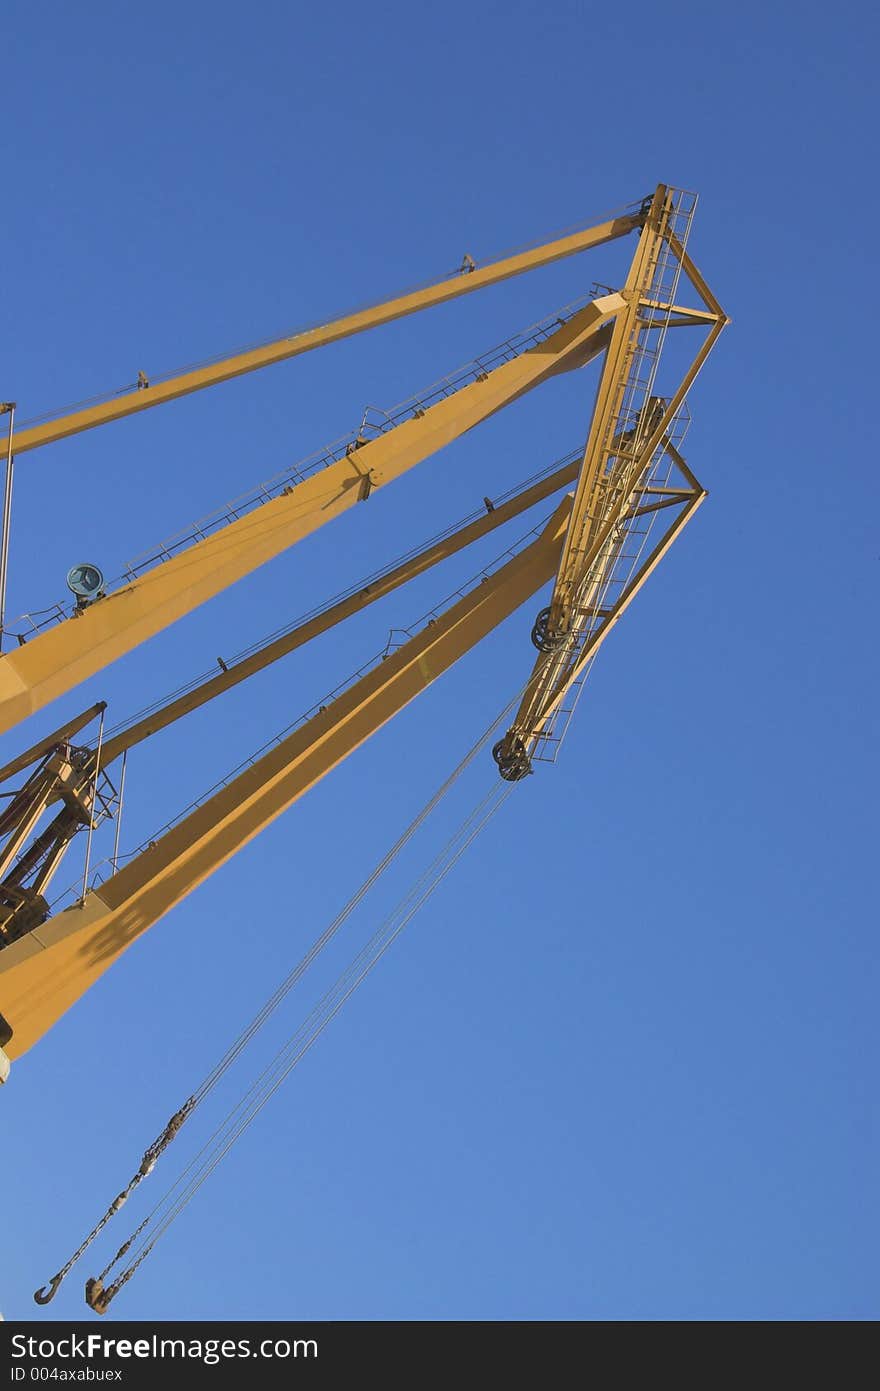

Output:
xmin=493 ymin=186 xmax=719 ymax=778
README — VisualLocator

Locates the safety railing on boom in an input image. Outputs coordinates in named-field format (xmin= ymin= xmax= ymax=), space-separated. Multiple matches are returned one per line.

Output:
xmin=5 ymin=292 xmax=602 ymax=643
xmin=78 ymin=449 xmax=584 ymax=745
xmin=45 ymin=505 xmax=564 ymax=913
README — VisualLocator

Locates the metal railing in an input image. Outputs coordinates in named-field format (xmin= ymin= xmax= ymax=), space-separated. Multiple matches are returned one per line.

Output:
xmin=7 ymin=292 xmax=602 ymax=642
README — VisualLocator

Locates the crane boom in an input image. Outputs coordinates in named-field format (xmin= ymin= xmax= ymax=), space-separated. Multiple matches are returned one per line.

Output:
xmin=0 ymin=295 xmax=621 ymax=737
xmin=4 ymin=212 xmax=641 ymax=459
xmin=93 ymin=455 xmax=582 ymax=769
xmin=545 ymin=186 xmax=669 ymax=639
xmin=0 ymin=183 xmax=728 ymax=1084
xmin=0 ymin=498 xmax=572 ymax=1058
xmin=0 ymin=455 xmax=582 ymax=940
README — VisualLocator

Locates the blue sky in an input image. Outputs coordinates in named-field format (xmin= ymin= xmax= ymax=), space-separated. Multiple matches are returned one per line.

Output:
xmin=1 ymin=0 xmax=876 ymax=1321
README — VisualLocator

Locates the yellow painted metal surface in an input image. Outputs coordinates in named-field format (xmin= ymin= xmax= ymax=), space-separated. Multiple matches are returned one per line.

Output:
xmin=547 ymin=186 xmax=668 ymax=637
xmin=0 ymin=186 xmax=729 ymax=1072
xmin=499 ymin=189 xmax=729 ymax=759
xmin=0 ymin=703 xmax=105 ymax=785
xmin=0 ymin=296 xmax=620 ymax=738
xmin=5 ymin=215 xmax=639 ymax=458
xmin=0 ymin=498 xmax=572 ymax=1058
xmin=95 ymin=456 xmax=583 ymax=769
xmin=529 ymin=488 xmax=706 ymax=744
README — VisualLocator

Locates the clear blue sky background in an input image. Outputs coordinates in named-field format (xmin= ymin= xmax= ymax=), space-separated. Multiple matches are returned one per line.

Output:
xmin=2 ymin=0 xmax=876 ymax=1322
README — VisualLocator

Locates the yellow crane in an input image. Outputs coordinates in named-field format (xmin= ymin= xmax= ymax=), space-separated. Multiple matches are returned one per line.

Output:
xmin=0 ymin=184 xmax=726 ymax=1084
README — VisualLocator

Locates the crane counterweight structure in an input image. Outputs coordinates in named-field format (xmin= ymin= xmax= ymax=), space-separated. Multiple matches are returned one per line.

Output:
xmin=0 ymin=184 xmax=726 ymax=1081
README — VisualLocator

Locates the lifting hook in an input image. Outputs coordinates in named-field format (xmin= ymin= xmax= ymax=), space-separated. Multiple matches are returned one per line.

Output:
xmin=33 ymin=1272 xmax=64 ymax=1304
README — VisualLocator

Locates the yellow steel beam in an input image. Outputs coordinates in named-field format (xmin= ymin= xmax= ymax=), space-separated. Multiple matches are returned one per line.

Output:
xmin=625 ymin=492 xmax=693 ymax=519
xmin=665 ymin=230 xmax=729 ymax=321
xmin=0 ymin=702 xmax=106 ymax=785
xmin=546 ymin=186 xmax=669 ymax=637
xmin=6 ymin=213 xmax=641 ymax=459
xmin=524 ymin=488 xmax=707 ymax=750
xmin=611 ymin=315 xmax=726 ymax=487
xmin=540 ymin=316 xmax=722 ymax=660
xmin=0 ymin=295 xmax=621 ymax=738
xmin=0 ymin=497 xmax=573 ymax=1058
xmin=501 ymin=434 xmax=704 ymax=756
xmin=541 ymin=193 xmax=728 ymax=649
xmin=661 ymin=438 xmax=705 ymax=495
xmin=638 ymin=298 xmax=720 ymax=324
xmin=94 ymin=457 xmax=582 ymax=769
xmin=504 ymin=507 xmax=629 ymax=757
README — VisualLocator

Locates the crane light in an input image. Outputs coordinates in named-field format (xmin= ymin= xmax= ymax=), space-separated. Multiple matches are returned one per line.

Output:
xmin=66 ymin=563 xmax=105 ymax=602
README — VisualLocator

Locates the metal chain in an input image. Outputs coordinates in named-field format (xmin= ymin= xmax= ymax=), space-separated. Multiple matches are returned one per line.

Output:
xmin=32 ymin=1100 xmax=194 ymax=1306
xmin=33 ymin=688 xmax=520 ymax=1310
xmin=87 ymin=781 xmax=512 ymax=1313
